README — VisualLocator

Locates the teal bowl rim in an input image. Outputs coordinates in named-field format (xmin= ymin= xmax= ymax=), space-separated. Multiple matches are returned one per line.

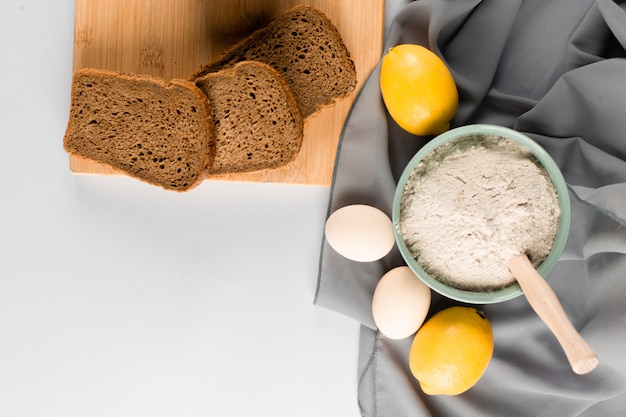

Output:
xmin=392 ymin=124 xmax=571 ymax=304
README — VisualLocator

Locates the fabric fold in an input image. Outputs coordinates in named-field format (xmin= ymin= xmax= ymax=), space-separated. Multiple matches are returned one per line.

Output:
xmin=316 ymin=0 xmax=626 ymax=415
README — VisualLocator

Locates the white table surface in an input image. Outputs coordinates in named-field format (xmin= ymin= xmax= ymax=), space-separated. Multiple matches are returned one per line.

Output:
xmin=0 ymin=1 xmax=409 ymax=415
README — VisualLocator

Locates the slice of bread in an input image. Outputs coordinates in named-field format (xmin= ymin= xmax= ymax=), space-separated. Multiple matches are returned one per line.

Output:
xmin=63 ymin=68 xmax=215 ymax=191
xmin=195 ymin=61 xmax=304 ymax=175
xmin=192 ymin=5 xmax=357 ymax=119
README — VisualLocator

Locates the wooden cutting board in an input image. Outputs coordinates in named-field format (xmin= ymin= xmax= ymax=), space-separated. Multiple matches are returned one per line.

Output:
xmin=69 ymin=0 xmax=384 ymax=186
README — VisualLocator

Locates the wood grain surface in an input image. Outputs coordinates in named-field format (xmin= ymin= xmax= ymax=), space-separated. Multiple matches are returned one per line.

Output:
xmin=69 ymin=0 xmax=384 ymax=186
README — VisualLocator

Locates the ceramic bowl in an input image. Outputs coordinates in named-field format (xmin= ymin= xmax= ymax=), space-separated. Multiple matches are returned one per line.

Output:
xmin=392 ymin=124 xmax=571 ymax=304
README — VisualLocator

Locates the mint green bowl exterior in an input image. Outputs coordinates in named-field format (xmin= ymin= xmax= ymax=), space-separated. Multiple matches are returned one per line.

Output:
xmin=392 ymin=124 xmax=571 ymax=304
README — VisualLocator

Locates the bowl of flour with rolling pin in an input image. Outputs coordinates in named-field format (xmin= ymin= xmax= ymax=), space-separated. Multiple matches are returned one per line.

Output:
xmin=393 ymin=124 xmax=598 ymax=374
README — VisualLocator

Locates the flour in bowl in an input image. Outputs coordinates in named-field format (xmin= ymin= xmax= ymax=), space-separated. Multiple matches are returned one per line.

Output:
xmin=399 ymin=135 xmax=560 ymax=291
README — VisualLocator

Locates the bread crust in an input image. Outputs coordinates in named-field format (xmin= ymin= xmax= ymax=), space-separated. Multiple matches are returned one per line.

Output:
xmin=195 ymin=61 xmax=304 ymax=175
xmin=191 ymin=5 xmax=357 ymax=118
xmin=63 ymin=68 xmax=215 ymax=191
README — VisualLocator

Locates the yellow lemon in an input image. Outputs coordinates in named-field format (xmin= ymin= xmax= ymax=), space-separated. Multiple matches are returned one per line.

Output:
xmin=408 ymin=306 xmax=493 ymax=396
xmin=380 ymin=44 xmax=458 ymax=136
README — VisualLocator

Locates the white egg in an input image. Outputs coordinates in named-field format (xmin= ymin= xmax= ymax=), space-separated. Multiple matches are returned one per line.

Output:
xmin=324 ymin=204 xmax=395 ymax=262
xmin=372 ymin=266 xmax=431 ymax=340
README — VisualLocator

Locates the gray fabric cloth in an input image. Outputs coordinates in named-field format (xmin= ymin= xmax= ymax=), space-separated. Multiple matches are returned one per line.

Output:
xmin=315 ymin=0 xmax=626 ymax=415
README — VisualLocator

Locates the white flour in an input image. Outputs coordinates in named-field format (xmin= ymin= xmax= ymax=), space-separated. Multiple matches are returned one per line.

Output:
xmin=399 ymin=135 xmax=560 ymax=291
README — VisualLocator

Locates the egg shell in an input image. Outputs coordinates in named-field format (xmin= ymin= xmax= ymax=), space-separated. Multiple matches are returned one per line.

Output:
xmin=324 ymin=204 xmax=395 ymax=262
xmin=372 ymin=266 xmax=431 ymax=340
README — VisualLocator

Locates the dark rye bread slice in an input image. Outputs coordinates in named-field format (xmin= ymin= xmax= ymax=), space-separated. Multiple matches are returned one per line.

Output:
xmin=195 ymin=61 xmax=304 ymax=175
xmin=191 ymin=5 xmax=357 ymax=118
xmin=63 ymin=68 xmax=215 ymax=191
